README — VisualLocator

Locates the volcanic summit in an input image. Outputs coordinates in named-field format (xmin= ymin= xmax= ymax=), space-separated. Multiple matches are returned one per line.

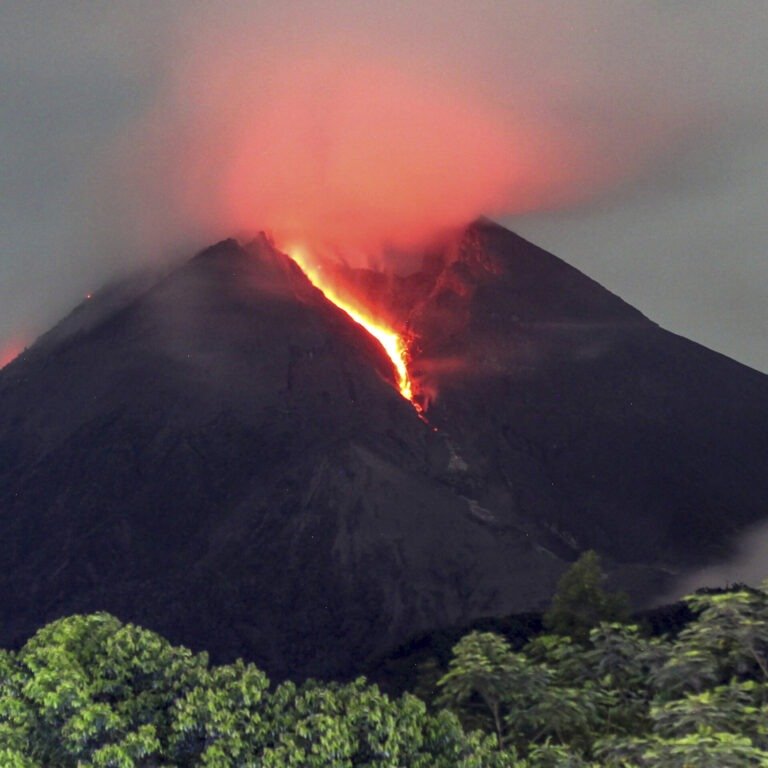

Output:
xmin=1 ymin=219 xmax=767 ymax=679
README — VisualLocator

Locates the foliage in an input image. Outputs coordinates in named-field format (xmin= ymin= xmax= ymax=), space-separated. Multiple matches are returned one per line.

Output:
xmin=3 ymin=583 xmax=768 ymax=766
xmin=0 ymin=614 xmax=506 ymax=766
xmin=437 ymin=632 xmax=549 ymax=749
xmin=651 ymin=588 xmax=768 ymax=697
xmin=436 ymin=584 xmax=768 ymax=765
xmin=543 ymin=550 xmax=630 ymax=641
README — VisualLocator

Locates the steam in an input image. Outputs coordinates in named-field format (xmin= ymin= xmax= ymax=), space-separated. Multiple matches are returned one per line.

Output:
xmin=665 ymin=519 xmax=768 ymax=601
xmin=6 ymin=1 xmax=765 ymax=364
xmin=91 ymin=2 xmax=680 ymax=265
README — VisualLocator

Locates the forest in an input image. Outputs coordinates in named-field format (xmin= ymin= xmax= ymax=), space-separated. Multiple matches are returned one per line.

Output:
xmin=1 ymin=553 xmax=767 ymax=767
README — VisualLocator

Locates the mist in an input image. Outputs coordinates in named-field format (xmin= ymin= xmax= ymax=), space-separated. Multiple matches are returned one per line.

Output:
xmin=2 ymin=1 xmax=767 ymax=369
xmin=665 ymin=519 xmax=768 ymax=602
xmin=94 ymin=2 xmax=682 ymax=264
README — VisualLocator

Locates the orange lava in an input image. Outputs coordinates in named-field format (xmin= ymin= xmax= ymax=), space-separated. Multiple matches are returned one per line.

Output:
xmin=286 ymin=245 xmax=417 ymax=407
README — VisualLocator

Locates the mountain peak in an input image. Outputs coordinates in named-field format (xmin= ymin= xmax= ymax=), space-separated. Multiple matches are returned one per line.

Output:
xmin=1 ymin=221 xmax=767 ymax=679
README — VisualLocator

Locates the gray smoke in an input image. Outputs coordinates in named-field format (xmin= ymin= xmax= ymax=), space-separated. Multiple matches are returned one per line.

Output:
xmin=664 ymin=519 xmax=768 ymax=602
xmin=1 ymin=1 xmax=767 ymax=373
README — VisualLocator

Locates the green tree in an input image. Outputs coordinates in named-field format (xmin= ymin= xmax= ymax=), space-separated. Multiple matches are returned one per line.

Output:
xmin=0 ymin=649 xmax=34 ymax=756
xmin=578 ymin=624 xmax=668 ymax=737
xmin=437 ymin=632 xmax=540 ymax=749
xmin=168 ymin=659 xmax=269 ymax=765
xmin=0 ymin=748 xmax=40 ymax=768
xmin=596 ymin=730 xmax=768 ymax=767
xmin=544 ymin=551 xmax=629 ymax=642
xmin=594 ymin=586 xmax=768 ymax=766
xmin=12 ymin=613 xmax=208 ymax=766
xmin=10 ymin=586 xmax=768 ymax=767
xmin=1 ymin=613 xmax=512 ymax=767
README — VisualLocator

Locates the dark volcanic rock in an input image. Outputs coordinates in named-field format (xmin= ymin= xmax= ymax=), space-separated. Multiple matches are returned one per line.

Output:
xmin=1 ymin=221 xmax=767 ymax=679
xmin=402 ymin=221 xmax=768 ymax=570
xmin=0 ymin=234 xmax=560 ymax=679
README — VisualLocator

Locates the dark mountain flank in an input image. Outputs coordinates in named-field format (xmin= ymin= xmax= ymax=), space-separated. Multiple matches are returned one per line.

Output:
xmin=1 ymin=220 xmax=766 ymax=679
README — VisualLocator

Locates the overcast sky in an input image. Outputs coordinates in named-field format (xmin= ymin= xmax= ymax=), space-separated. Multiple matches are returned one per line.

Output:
xmin=1 ymin=1 xmax=766 ymax=372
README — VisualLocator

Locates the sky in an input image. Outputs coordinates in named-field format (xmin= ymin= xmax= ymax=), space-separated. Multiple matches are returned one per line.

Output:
xmin=1 ymin=1 xmax=767 ymax=372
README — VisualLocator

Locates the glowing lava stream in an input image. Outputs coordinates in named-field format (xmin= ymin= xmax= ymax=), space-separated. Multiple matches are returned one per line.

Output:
xmin=286 ymin=246 xmax=417 ymax=408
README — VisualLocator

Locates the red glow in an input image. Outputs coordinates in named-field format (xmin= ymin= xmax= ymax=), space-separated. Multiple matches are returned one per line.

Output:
xmin=0 ymin=339 xmax=25 ymax=370
xmin=217 ymin=58 xmax=517 ymax=256
xmin=106 ymin=36 xmax=669 ymax=266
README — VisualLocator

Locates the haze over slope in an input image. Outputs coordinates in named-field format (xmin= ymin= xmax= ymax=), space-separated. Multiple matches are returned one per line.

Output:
xmin=10 ymin=2 xmax=768 ymax=375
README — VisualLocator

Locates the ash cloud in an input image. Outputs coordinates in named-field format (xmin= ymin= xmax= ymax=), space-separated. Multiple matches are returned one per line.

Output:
xmin=89 ymin=2 xmax=690 ymax=264
xmin=2 ymin=2 xmax=767 ymax=370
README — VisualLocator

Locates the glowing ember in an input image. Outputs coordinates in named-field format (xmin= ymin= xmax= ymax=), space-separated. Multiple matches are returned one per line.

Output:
xmin=286 ymin=245 xmax=417 ymax=408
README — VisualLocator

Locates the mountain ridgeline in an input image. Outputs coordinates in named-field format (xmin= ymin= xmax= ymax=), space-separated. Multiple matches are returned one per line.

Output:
xmin=1 ymin=219 xmax=766 ymax=679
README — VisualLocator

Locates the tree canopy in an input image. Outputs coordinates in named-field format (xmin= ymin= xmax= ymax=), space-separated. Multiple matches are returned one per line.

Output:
xmin=2 ymin=583 xmax=768 ymax=766
xmin=543 ymin=550 xmax=630 ymax=641
xmin=436 ymin=585 xmax=768 ymax=766
xmin=0 ymin=613 xmax=504 ymax=767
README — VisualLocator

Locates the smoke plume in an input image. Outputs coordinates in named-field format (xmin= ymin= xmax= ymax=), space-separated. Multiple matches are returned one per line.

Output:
xmin=7 ymin=1 xmax=765 ymax=365
xmin=92 ymin=2 xmax=677 ymax=264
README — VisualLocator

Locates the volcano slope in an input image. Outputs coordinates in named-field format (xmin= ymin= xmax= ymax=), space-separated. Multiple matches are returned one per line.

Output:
xmin=1 ymin=222 xmax=767 ymax=679
xmin=402 ymin=221 xmax=768 ymax=568
xmin=0 ymin=236 xmax=561 ymax=679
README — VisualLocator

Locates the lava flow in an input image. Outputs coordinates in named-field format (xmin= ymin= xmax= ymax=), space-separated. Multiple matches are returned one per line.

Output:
xmin=286 ymin=245 xmax=418 ymax=410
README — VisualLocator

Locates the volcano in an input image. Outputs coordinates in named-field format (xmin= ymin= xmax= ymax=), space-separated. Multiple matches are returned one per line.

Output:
xmin=1 ymin=219 xmax=767 ymax=679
